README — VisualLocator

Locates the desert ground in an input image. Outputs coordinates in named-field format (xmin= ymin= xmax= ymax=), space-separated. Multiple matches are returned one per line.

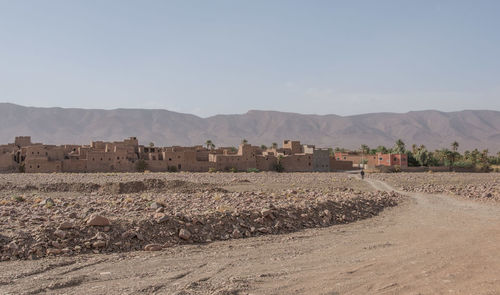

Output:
xmin=1 ymin=172 xmax=500 ymax=294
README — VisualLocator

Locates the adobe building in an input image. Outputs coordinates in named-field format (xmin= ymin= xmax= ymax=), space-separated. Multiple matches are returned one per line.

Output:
xmin=334 ymin=151 xmax=408 ymax=169
xmin=0 ymin=136 xmax=357 ymax=173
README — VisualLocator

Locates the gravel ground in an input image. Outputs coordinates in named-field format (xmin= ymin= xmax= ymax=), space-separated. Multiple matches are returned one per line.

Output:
xmin=370 ymin=172 xmax=500 ymax=201
xmin=0 ymin=172 xmax=401 ymax=260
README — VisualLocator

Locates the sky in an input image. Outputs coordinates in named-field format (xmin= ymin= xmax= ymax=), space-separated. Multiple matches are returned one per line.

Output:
xmin=1 ymin=0 xmax=500 ymax=117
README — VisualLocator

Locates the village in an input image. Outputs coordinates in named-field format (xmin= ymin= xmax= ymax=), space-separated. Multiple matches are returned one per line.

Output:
xmin=0 ymin=136 xmax=407 ymax=173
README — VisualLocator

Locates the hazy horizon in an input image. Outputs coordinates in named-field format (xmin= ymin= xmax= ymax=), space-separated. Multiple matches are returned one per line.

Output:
xmin=1 ymin=1 xmax=500 ymax=116
xmin=2 ymin=102 xmax=500 ymax=119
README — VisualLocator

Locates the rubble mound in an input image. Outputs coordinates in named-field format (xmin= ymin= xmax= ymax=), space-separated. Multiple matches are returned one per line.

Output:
xmin=0 ymin=190 xmax=402 ymax=260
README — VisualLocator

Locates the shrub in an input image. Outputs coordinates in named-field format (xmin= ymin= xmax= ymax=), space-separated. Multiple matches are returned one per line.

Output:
xmin=229 ymin=167 xmax=238 ymax=173
xmin=167 ymin=166 xmax=178 ymax=172
xmin=246 ymin=168 xmax=260 ymax=173
xmin=18 ymin=164 xmax=25 ymax=173
xmin=273 ymin=163 xmax=284 ymax=172
xmin=135 ymin=160 xmax=148 ymax=172
xmin=208 ymin=167 xmax=217 ymax=173
xmin=453 ymin=161 xmax=474 ymax=168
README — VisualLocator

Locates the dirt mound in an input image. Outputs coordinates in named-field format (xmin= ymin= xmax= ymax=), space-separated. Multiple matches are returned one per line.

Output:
xmin=0 ymin=179 xmax=226 ymax=194
xmin=0 ymin=191 xmax=401 ymax=260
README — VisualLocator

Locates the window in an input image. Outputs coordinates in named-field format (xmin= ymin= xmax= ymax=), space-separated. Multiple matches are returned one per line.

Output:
xmin=168 ymin=158 xmax=172 ymax=161
xmin=343 ymin=157 xmax=346 ymax=160
xmin=37 ymin=165 xmax=40 ymax=169
xmin=394 ymin=157 xmax=397 ymax=161
xmin=117 ymin=157 xmax=120 ymax=160
xmin=379 ymin=158 xmax=383 ymax=161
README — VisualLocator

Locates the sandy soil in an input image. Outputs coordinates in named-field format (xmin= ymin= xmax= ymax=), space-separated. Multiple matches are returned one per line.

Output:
xmin=2 ymin=175 xmax=500 ymax=294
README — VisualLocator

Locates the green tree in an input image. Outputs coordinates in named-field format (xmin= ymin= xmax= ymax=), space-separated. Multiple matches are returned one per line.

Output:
xmin=205 ymin=140 xmax=213 ymax=149
xmin=376 ymin=145 xmax=389 ymax=154
xmin=470 ymin=149 xmax=480 ymax=165
xmin=260 ymin=144 xmax=267 ymax=150
xmin=393 ymin=139 xmax=406 ymax=154
xmin=451 ymin=141 xmax=459 ymax=152
xmin=241 ymin=139 xmax=248 ymax=145
xmin=271 ymin=142 xmax=278 ymax=149
xmin=149 ymin=142 xmax=155 ymax=147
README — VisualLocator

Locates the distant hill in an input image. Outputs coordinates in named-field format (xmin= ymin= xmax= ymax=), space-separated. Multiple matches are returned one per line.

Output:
xmin=1 ymin=103 xmax=500 ymax=152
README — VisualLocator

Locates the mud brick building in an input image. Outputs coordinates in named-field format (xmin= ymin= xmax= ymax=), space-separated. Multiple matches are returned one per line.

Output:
xmin=334 ymin=151 xmax=408 ymax=169
xmin=0 ymin=136 xmax=359 ymax=173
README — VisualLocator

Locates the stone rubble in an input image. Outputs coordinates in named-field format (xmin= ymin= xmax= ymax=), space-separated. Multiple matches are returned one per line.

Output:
xmin=0 ymin=172 xmax=402 ymax=260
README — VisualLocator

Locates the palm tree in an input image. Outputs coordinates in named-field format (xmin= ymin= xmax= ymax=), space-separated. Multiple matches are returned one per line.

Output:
xmin=210 ymin=143 xmax=215 ymax=150
xmin=205 ymin=140 xmax=213 ymax=149
xmin=451 ymin=141 xmax=459 ymax=152
xmin=393 ymin=139 xmax=406 ymax=154
xmin=481 ymin=149 xmax=489 ymax=164
xmin=149 ymin=142 xmax=155 ymax=147
xmin=241 ymin=139 xmax=248 ymax=145
xmin=411 ymin=144 xmax=418 ymax=154
xmin=376 ymin=145 xmax=388 ymax=154
xmin=271 ymin=142 xmax=278 ymax=149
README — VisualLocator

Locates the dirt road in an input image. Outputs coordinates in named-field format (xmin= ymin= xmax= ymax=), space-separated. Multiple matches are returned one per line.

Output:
xmin=2 ymin=178 xmax=500 ymax=294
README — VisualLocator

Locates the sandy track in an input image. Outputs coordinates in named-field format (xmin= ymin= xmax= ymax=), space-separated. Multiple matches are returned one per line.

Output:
xmin=2 ymin=177 xmax=500 ymax=294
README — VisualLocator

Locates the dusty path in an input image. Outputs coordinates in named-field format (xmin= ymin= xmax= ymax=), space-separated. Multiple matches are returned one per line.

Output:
xmin=2 ymin=178 xmax=500 ymax=294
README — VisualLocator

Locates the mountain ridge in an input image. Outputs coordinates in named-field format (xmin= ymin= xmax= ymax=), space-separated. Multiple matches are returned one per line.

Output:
xmin=1 ymin=103 xmax=499 ymax=152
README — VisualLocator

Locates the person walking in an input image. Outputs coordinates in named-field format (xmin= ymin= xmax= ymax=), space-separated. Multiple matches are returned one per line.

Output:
xmin=360 ymin=169 xmax=365 ymax=180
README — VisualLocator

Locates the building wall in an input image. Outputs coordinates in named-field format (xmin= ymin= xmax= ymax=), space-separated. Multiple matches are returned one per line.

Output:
xmin=25 ymin=145 xmax=65 ymax=161
xmin=62 ymin=159 xmax=88 ymax=172
xmin=329 ymin=158 xmax=354 ymax=171
xmin=312 ymin=149 xmax=330 ymax=172
xmin=280 ymin=154 xmax=313 ymax=172
xmin=0 ymin=153 xmax=16 ymax=171
xmin=283 ymin=140 xmax=303 ymax=154
xmin=256 ymin=155 xmax=277 ymax=171
xmin=25 ymin=158 xmax=62 ymax=173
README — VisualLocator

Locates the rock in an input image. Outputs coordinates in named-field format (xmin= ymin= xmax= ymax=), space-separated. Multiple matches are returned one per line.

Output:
xmin=482 ymin=192 xmax=492 ymax=198
xmin=41 ymin=198 xmax=55 ymax=207
xmin=68 ymin=212 xmax=78 ymax=219
xmin=87 ymin=214 xmax=110 ymax=226
xmin=59 ymin=222 xmax=73 ymax=230
xmin=150 ymin=202 xmax=163 ymax=209
xmin=92 ymin=240 xmax=106 ymax=248
xmin=144 ymin=244 xmax=162 ymax=251
xmin=46 ymin=248 xmax=61 ymax=255
xmin=179 ymin=228 xmax=192 ymax=240
xmin=156 ymin=215 xmax=169 ymax=223
xmin=261 ymin=208 xmax=274 ymax=219
xmin=54 ymin=229 xmax=66 ymax=239
xmin=231 ymin=229 xmax=241 ymax=239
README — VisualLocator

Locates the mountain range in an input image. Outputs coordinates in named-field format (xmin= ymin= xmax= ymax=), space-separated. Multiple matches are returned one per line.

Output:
xmin=1 ymin=103 xmax=500 ymax=152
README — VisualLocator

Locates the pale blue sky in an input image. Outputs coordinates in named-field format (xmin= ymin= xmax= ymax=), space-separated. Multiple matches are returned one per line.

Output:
xmin=1 ymin=0 xmax=500 ymax=117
